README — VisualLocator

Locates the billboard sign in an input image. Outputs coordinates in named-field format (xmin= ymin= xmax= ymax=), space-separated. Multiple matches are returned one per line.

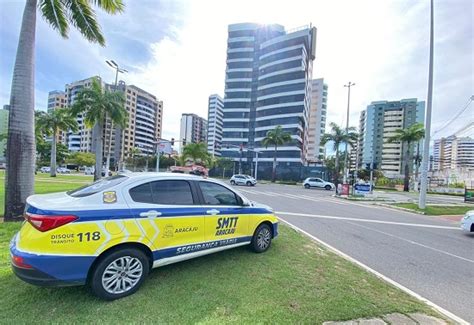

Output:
xmin=158 ymin=141 xmax=172 ymax=154
xmin=354 ymin=183 xmax=371 ymax=195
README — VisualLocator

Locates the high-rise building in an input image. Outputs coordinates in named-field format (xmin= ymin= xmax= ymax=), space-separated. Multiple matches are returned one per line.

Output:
xmin=306 ymin=78 xmax=327 ymax=163
xmin=207 ymin=94 xmax=224 ymax=156
xmin=358 ymin=98 xmax=425 ymax=177
xmin=0 ymin=107 xmax=8 ymax=162
xmin=220 ymin=23 xmax=317 ymax=169
xmin=46 ymin=90 xmax=67 ymax=144
xmin=180 ymin=113 xmax=207 ymax=153
xmin=47 ymin=90 xmax=66 ymax=112
xmin=64 ymin=76 xmax=163 ymax=167
xmin=433 ymin=136 xmax=474 ymax=171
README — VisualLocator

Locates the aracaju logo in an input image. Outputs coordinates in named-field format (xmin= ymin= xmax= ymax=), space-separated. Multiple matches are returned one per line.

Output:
xmin=215 ymin=217 xmax=238 ymax=236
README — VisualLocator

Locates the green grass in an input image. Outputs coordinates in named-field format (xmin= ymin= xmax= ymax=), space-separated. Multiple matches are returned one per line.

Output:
xmin=0 ymin=223 xmax=437 ymax=323
xmin=0 ymin=171 xmax=92 ymax=217
xmin=393 ymin=203 xmax=472 ymax=215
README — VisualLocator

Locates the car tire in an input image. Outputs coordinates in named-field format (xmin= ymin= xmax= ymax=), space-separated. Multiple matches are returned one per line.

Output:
xmin=250 ymin=223 xmax=272 ymax=253
xmin=230 ymin=180 xmax=236 ymax=185
xmin=325 ymin=185 xmax=332 ymax=190
xmin=90 ymin=247 xmax=149 ymax=300
xmin=304 ymin=184 xmax=310 ymax=189
xmin=246 ymin=181 xmax=252 ymax=186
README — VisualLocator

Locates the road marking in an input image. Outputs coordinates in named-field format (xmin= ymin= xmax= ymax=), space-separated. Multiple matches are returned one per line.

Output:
xmin=278 ymin=218 xmax=469 ymax=325
xmin=275 ymin=211 xmax=460 ymax=230
xmin=346 ymin=221 xmax=474 ymax=263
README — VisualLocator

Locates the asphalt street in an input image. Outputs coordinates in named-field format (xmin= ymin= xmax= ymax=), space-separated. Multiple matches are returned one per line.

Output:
xmin=231 ymin=183 xmax=474 ymax=323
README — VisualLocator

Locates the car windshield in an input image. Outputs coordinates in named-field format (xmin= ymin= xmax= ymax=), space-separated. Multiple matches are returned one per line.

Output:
xmin=67 ymin=175 xmax=128 ymax=198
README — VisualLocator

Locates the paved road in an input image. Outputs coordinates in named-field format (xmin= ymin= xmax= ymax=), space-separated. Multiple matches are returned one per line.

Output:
xmin=371 ymin=190 xmax=466 ymax=205
xmin=231 ymin=183 xmax=473 ymax=323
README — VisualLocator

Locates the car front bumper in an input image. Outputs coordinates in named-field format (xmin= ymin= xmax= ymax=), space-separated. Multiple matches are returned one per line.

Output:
xmin=461 ymin=219 xmax=473 ymax=232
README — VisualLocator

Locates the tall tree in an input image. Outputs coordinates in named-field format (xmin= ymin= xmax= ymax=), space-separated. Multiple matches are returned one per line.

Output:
xmin=36 ymin=109 xmax=78 ymax=177
xmin=387 ymin=123 xmax=425 ymax=192
xmin=4 ymin=0 xmax=124 ymax=221
xmin=321 ymin=122 xmax=358 ymax=186
xmin=262 ymin=125 xmax=292 ymax=182
xmin=71 ymin=79 xmax=126 ymax=180
xmin=182 ymin=143 xmax=210 ymax=166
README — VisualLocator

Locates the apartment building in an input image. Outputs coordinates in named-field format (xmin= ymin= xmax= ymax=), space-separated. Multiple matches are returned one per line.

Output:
xmin=433 ymin=136 xmax=474 ymax=170
xmin=47 ymin=90 xmax=66 ymax=112
xmin=358 ymin=98 xmax=425 ymax=177
xmin=180 ymin=113 xmax=207 ymax=153
xmin=306 ymin=78 xmax=327 ymax=163
xmin=64 ymin=76 xmax=163 ymax=167
xmin=220 ymin=23 xmax=317 ymax=168
xmin=207 ymin=94 xmax=224 ymax=156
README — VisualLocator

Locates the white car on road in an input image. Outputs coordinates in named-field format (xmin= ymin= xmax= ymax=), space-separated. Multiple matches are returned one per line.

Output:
xmin=461 ymin=210 xmax=474 ymax=232
xmin=39 ymin=166 xmax=51 ymax=173
xmin=303 ymin=177 xmax=335 ymax=191
xmin=230 ymin=174 xmax=257 ymax=186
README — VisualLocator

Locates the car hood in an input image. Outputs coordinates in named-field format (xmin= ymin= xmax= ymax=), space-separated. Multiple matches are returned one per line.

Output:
xmin=250 ymin=201 xmax=273 ymax=212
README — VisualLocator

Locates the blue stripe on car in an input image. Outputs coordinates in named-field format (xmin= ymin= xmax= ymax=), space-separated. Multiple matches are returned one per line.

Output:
xmin=26 ymin=205 xmax=272 ymax=222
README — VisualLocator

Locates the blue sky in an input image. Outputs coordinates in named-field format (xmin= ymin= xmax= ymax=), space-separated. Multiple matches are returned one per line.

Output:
xmin=0 ymin=0 xmax=472 ymax=143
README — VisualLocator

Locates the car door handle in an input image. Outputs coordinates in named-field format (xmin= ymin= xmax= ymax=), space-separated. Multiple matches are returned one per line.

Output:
xmin=139 ymin=210 xmax=162 ymax=218
xmin=206 ymin=209 xmax=220 ymax=215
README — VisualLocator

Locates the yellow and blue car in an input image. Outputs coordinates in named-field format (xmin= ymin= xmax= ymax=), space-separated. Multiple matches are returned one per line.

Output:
xmin=10 ymin=173 xmax=279 ymax=300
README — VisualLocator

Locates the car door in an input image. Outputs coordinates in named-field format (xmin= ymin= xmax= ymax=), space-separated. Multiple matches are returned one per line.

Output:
xmin=235 ymin=175 xmax=244 ymax=185
xmin=313 ymin=178 xmax=324 ymax=188
xmin=197 ymin=181 xmax=249 ymax=244
xmin=126 ymin=179 xmax=205 ymax=257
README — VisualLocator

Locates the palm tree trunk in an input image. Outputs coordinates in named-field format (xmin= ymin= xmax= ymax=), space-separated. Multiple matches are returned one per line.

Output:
xmin=414 ymin=142 xmax=420 ymax=190
xmin=93 ymin=123 xmax=103 ymax=181
xmin=271 ymin=144 xmax=277 ymax=182
xmin=105 ymin=119 xmax=113 ymax=172
xmin=50 ymin=131 xmax=57 ymax=177
xmin=403 ymin=141 xmax=410 ymax=192
xmin=4 ymin=0 xmax=37 ymax=221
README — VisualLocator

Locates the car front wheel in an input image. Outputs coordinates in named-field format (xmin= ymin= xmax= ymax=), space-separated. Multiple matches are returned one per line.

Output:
xmin=304 ymin=184 xmax=310 ymax=189
xmin=251 ymin=223 xmax=272 ymax=253
xmin=90 ymin=248 xmax=149 ymax=300
xmin=246 ymin=181 xmax=252 ymax=186
xmin=325 ymin=185 xmax=332 ymax=190
xmin=230 ymin=180 xmax=236 ymax=185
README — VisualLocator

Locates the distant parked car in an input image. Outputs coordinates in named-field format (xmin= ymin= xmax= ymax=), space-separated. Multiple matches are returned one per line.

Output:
xmin=230 ymin=174 xmax=257 ymax=186
xmin=56 ymin=167 xmax=71 ymax=174
xmin=461 ymin=210 xmax=474 ymax=232
xmin=39 ymin=166 xmax=51 ymax=173
xmin=84 ymin=167 xmax=94 ymax=175
xmin=101 ymin=169 xmax=112 ymax=177
xmin=303 ymin=177 xmax=335 ymax=190
xmin=0 ymin=162 xmax=6 ymax=169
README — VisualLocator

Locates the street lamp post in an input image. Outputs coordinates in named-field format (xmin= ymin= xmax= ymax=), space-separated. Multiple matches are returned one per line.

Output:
xmin=105 ymin=60 xmax=128 ymax=172
xmin=419 ymin=0 xmax=434 ymax=209
xmin=343 ymin=81 xmax=356 ymax=184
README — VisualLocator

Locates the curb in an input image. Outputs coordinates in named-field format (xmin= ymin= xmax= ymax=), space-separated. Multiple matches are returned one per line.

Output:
xmin=373 ymin=203 xmax=427 ymax=215
xmin=278 ymin=218 xmax=468 ymax=325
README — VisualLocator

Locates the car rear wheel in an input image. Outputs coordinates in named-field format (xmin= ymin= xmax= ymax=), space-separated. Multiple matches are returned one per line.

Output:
xmin=90 ymin=248 xmax=149 ymax=300
xmin=325 ymin=185 xmax=332 ymax=190
xmin=251 ymin=223 xmax=272 ymax=253
xmin=304 ymin=184 xmax=310 ymax=189
xmin=230 ymin=180 xmax=236 ymax=185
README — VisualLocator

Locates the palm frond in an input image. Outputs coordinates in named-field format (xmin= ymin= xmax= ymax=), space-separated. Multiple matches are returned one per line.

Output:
xmin=39 ymin=0 xmax=69 ymax=38
xmin=65 ymin=0 xmax=106 ymax=46
xmin=87 ymin=0 xmax=124 ymax=13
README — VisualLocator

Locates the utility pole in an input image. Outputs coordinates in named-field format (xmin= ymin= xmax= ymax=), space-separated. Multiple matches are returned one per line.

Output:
xmin=343 ymin=81 xmax=355 ymax=184
xmin=105 ymin=60 xmax=127 ymax=172
xmin=419 ymin=0 xmax=434 ymax=209
xmin=156 ymin=141 xmax=161 ymax=172
xmin=254 ymin=151 xmax=259 ymax=181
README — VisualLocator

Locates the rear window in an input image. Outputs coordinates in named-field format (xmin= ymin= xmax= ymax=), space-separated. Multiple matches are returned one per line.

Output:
xmin=67 ymin=175 xmax=128 ymax=197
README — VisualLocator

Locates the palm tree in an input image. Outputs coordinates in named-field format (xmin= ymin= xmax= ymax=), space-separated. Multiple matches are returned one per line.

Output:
xmin=36 ymin=109 xmax=78 ymax=177
xmin=71 ymin=79 xmax=126 ymax=181
xmin=182 ymin=142 xmax=210 ymax=165
xmin=321 ymin=122 xmax=358 ymax=186
xmin=262 ymin=125 xmax=292 ymax=182
xmin=5 ymin=0 xmax=124 ymax=221
xmin=387 ymin=123 xmax=425 ymax=192
xmin=128 ymin=147 xmax=142 ymax=171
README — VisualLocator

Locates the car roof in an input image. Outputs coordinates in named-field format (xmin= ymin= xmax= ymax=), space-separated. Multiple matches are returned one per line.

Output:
xmin=121 ymin=172 xmax=203 ymax=181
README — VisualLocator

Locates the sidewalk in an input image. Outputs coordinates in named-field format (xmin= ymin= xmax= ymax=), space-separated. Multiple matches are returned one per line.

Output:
xmin=324 ymin=313 xmax=448 ymax=325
